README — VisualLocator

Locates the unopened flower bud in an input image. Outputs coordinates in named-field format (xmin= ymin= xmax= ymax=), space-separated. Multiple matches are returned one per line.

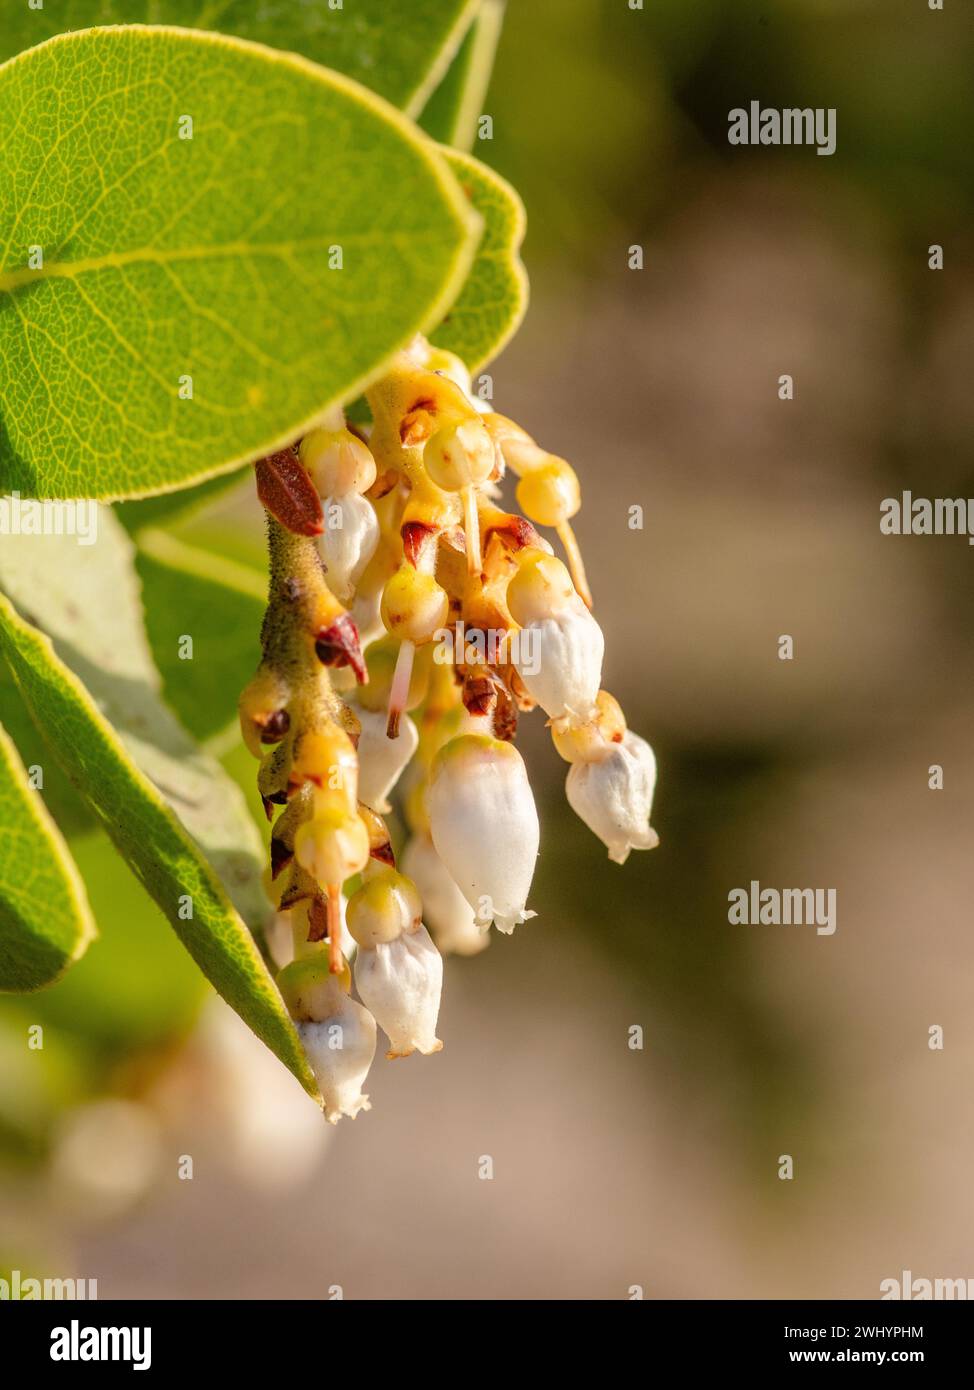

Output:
xmin=428 ymin=734 xmax=539 ymax=934
xmin=402 ymin=834 xmax=488 ymax=956
xmin=424 ymin=418 xmax=495 ymax=492
xmin=318 ymin=491 xmax=379 ymax=604
xmin=515 ymin=456 xmax=580 ymax=527
xmin=277 ymin=955 xmax=352 ymax=1020
xmin=381 ymin=566 xmax=449 ymax=646
xmin=565 ymin=730 xmax=659 ymax=864
xmin=300 ymin=427 xmax=376 ymax=496
xmin=294 ymin=809 xmax=370 ymax=886
xmin=346 ymin=870 xmax=422 ymax=948
xmin=290 ymin=726 xmax=358 ymax=810
xmin=356 ymin=708 xmax=419 ymax=812
xmin=506 ymin=552 xmax=576 ymax=624
xmin=354 ymin=922 xmax=443 ymax=1058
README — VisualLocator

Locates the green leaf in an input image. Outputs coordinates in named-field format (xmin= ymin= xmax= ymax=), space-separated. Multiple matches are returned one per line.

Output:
xmin=0 ymin=592 xmax=318 ymax=1098
xmin=134 ymin=527 xmax=266 ymax=743
xmin=431 ymin=147 xmax=528 ymax=371
xmin=420 ymin=0 xmax=506 ymax=151
xmin=0 ymin=0 xmax=478 ymax=117
xmin=0 ymin=720 xmax=95 ymax=992
xmin=0 ymin=665 xmax=93 ymax=834
xmin=0 ymin=26 xmax=481 ymax=500
xmin=0 ymin=512 xmax=267 ymax=934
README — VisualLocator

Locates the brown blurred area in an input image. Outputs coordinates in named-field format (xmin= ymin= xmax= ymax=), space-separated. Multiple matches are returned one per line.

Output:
xmin=4 ymin=0 xmax=974 ymax=1298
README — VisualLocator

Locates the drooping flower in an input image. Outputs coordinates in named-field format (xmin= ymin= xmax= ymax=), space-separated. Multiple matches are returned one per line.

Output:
xmin=355 ymin=707 xmax=419 ymax=813
xmin=565 ymin=730 xmax=659 ymax=864
xmin=346 ymin=870 xmax=443 ymax=1057
xmin=428 ymin=734 xmax=539 ymax=934
xmin=297 ymin=1009 xmax=376 ymax=1124
xmin=354 ymin=926 xmax=443 ymax=1058
xmin=318 ymin=491 xmax=380 ymax=604
xmin=402 ymin=833 xmax=488 ymax=956
xmin=278 ymin=959 xmax=376 ymax=1124
xmin=293 ymin=807 xmax=370 ymax=885
xmin=297 ymin=426 xmax=381 ymax=605
xmin=506 ymin=553 xmax=603 ymax=719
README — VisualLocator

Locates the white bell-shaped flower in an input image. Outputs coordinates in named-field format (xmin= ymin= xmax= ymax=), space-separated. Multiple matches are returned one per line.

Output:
xmin=402 ymin=833 xmax=488 ymax=956
xmin=318 ymin=491 xmax=379 ymax=604
xmin=295 ymin=985 xmax=376 ymax=1124
xmin=565 ymin=730 xmax=659 ymax=865
xmin=507 ymin=553 xmax=603 ymax=719
xmin=354 ymin=924 xmax=443 ymax=1058
xmin=428 ymin=734 xmax=539 ymax=934
xmin=355 ymin=707 xmax=419 ymax=813
xmin=514 ymin=600 xmax=603 ymax=720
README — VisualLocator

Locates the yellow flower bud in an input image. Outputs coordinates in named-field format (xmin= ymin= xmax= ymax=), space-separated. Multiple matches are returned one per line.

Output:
xmin=423 ymin=418 xmax=495 ymax=492
xmin=381 ymin=566 xmax=449 ymax=646
xmin=290 ymin=726 xmax=358 ymax=810
xmin=294 ymin=809 xmax=370 ymax=887
xmin=515 ymin=456 xmax=580 ymax=527
xmin=300 ymin=427 xmax=376 ymax=496
xmin=277 ymin=955 xmax=351 ymax=1022
xmin=346 ymin=871 xmax=423 ymax=948
xmin=506 ymin=552 xmax=576 ymax=627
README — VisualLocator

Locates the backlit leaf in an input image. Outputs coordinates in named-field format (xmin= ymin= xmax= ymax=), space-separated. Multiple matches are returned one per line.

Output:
xmin=0 ymin=26 xmax=480 ymax=499
xmin=0 ymin=0 xmax=478 ymax=117
xmin=432 ymin=147 xmax=527 ymax=371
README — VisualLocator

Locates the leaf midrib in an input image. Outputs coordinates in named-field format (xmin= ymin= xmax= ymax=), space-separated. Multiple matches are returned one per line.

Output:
xmin=0 ymin=232 xmax=444 ymax=296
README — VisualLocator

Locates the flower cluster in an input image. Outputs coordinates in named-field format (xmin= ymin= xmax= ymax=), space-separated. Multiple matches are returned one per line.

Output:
xmin=240 ymin=335 xmax=658 ymax=1120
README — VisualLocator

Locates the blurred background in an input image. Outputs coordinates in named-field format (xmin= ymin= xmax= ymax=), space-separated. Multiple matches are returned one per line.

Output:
xmin=3 ymin=0 xmax=974 ymax=1298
